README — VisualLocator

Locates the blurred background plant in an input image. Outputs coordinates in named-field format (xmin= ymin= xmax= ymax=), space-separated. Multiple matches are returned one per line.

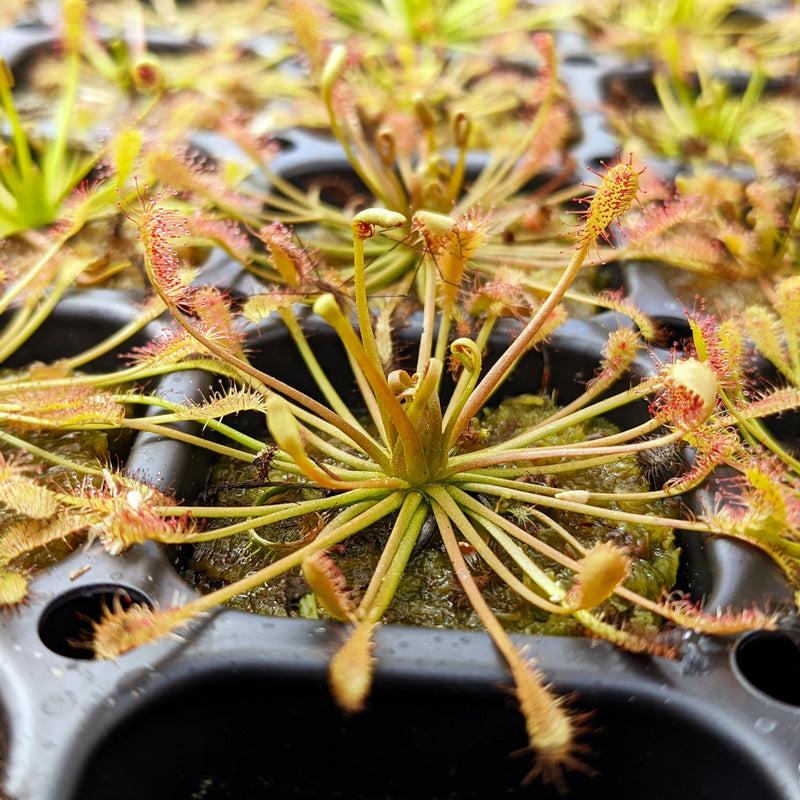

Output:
xmin=576 ymin=0 xmax=800 ymax=192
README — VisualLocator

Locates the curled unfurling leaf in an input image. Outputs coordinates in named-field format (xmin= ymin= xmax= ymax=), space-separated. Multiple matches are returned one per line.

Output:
xmin=565 ymin=542 xmax=631 ymax=611
xmin=302 ymin=550 xmax=355 ymax=621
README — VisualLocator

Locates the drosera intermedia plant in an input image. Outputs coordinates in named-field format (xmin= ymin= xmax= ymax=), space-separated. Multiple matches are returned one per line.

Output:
xmin=742 ymin=275 xmax=800 ymax=402
xmin=604 ymin=157 xmax=800 ymax=288
xmin=248 ymin=33 xmax=637 ymax=320
xmin=322 ymin=0 xmax=573 ymax=51
xmin=679 ymin=285 xmax=800 ymax=588
xmin=0 ymin=272 xmax=222 ymax=606
xmin=0 ymin=0 xmax=196 ymax=360
xmin=586 ymin=0 xmax=799 ymax=168
xmin=0 ymin=0 xmax=265 ymax=263
xmin=0 ymin=0 xmax=122 ymax=236
xmin=0 ymin=181 xmax=267 ymax=604
xmin=84 ymin=158 xmax=795 ymax=788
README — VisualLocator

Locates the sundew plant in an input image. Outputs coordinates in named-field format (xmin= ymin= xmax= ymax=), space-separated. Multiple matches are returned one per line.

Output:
xmin=247 ymin=35 xmax=652 ymax=324
xmin=36 ymin=156 xmax=796 ymax=786
xmin=0 ymin=0 xmax=142 ymax=238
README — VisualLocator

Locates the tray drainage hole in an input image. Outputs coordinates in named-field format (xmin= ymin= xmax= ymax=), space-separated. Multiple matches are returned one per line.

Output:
xmin=38 ymin=584 xmax=153 ymax=660
xmin=734 ymin=631 xmax=800 ymax=706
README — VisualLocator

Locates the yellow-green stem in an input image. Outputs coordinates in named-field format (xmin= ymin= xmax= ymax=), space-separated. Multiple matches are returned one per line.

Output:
xmin=449 ymin=244 xmax=589 ymax=447
xmin=0 ymin=430 xmax=104 ymax=476
xmin=0 ymin=237 xmax=65 ymax=316
xmin=416 ymin=253 xmax=440 ymax=375
xmin=145 ymin=282 xmax=391 ymax=470
xmin=314 ymin=295 xmax=427 ymax=477
xmin=456 ymin=479 xmax=707 ymax=533
xmin=278 ymin=306 xmax=364 ymax=432
xmin=429 ymin=486 xmax=567 ymax=614
xmin=430 ymin=498 xmax=526 ymax=668
xmin=180 ymin=492 xmax=405 ymax=612
xmin=441 ymin=314 xmax=497 ymax=434
xmin=62 ymin=302 xmax=166 ymax=370
xmin=357 ymin=491 xmax=427 ymax=622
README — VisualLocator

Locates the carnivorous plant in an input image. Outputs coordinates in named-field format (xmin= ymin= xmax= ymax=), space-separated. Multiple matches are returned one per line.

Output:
xmin=67 ymin=158 xmax=800 ymax=787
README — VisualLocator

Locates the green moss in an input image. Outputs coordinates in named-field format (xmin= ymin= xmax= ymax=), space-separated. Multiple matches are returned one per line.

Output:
xmin=177 ymin=394 xmax=680 ymax=635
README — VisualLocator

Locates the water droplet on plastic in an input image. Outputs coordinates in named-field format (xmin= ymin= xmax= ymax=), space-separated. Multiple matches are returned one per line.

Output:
xmin=41 ymin=690 xmax=76 ymax=715
xmin=755 ymin=717 xmax=777 ymax=734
